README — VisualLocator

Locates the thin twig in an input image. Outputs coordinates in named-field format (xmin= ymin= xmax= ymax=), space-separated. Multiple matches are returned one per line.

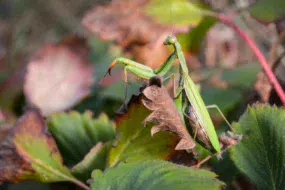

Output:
xmin=213 ymin=13 xmax=285 ymax=105
xmin=71 ymin=178 xmax=90 ymax=190
xmin=269 ymin=30 xmax=285 ymax=65
xmin=272 ymin=52 xmax=285 ymax=72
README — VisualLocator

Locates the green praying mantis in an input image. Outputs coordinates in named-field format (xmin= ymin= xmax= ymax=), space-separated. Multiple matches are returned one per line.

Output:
xmin=104 ymin=35 xmax=241 ymax=164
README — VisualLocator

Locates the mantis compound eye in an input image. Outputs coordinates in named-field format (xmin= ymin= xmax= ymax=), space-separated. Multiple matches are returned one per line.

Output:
xmin=163 ymin=35 xmax=177 ymax=45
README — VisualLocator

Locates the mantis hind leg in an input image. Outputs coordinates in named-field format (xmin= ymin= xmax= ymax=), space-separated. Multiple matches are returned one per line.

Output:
xmin=183 ymin=112 xmax=199 ymax=141
xmin=193 ymin=155 xmax=213 ymax=168
xmin=206 ymin=105 xmax=233 ymax=131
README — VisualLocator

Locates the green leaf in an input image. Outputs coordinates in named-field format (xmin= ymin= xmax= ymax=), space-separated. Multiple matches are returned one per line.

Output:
xmin=91 ymin=160 xmax=224 ymax=190
xmin=71 ymin=142 xmax=111 ymax=181
xmin=177 ymin=17 xmax=217 ymax=52
xmin=108 ymin=95 xmax=178 ymax=167
xmin=0 ymin=109 xmax=84 ymax=187
xmin=47 ymin=111 xmax=115 ymax=166
xmin=248 ymin=0 xmax=285 ymax=23
xmin=144 ymin=0 xmax=209 ymax=26
xmin=221 ymin=64 xmax=261 ymax=88
xmin=230 ymin=104 xmax=285 ymax=190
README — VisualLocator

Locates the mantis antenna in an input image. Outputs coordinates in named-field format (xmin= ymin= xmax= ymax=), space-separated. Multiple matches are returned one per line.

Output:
xmin=169 ymin=2 xmax=175 ymax=35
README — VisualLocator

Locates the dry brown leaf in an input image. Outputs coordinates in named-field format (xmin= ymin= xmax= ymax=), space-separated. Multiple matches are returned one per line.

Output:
xmin=141 ymin=76 xmax=196 ymax=150
xmin=82 ymin=0 xmax=182 ymax=69
xmin=218 ymin=131 xmax=242 ymax=151
xmin=24 ymin=36 xmax=94 ymax=116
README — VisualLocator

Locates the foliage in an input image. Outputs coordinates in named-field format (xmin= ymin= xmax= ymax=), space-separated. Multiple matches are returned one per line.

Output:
xmin=1 ymin=0 xmax=285 ymax=189
xmin=91 ymin=160 xmax=224 ymax=190
xmin=47 ymin=111 xmax=115 ymax=166
xmin=230 ymin=105 xmax=285 ymax=190
xmin=145 ymin=0 xmax=208 ymax=26
xmin=0 ymin=109 xmax=82 ymax=185
xmin=248 ymin=0 xmax=285 ymax=23
xmin=107 ymin=93 xmax=179 ymax=167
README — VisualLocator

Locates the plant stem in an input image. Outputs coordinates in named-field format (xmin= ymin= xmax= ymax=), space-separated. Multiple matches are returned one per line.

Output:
xmin=71 ymin=178 xmax=90 ymax=190
xmin=213 ymin=13 xmax=285 ymax=105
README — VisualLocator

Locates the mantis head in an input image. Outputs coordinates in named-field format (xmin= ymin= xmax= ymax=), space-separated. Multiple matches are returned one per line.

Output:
xmin=163 ymin=35 xmax=177 ymax=45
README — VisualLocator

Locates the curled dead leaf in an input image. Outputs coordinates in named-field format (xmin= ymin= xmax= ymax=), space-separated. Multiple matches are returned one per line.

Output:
xmin=141 ymin=76 xmax=196 ymax=150
xmin=24 ymin=36 xmax=94 ymax=116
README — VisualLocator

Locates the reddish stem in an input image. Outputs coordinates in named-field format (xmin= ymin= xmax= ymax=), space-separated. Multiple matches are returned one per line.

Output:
xmin=215 ymin=14 xmax=285 ymax=105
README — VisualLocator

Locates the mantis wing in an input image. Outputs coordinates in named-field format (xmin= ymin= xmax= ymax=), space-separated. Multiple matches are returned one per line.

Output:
xmin=183 ymin=74 xmax=221 ymax=153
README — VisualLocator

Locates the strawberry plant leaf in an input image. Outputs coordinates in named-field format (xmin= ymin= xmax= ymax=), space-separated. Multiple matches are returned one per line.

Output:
xmin=108 ymin=93 xmax=179 ymax=167
xmin=0 ymin=109 xmax=85 ymax=188
xmin=230 ymin=104 xmax=285 ymax=190
xmin=91 ymin=160 xmax=224 ymax=190
xmin=71 ymin=142 xmax=111 ymax=181
xmin=47 ymin=111 xmax=115 ymax=166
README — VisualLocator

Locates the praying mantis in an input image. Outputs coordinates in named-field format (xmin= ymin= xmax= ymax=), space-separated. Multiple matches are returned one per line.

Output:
xmin=104 ymin=34 xmax=240 ymax=163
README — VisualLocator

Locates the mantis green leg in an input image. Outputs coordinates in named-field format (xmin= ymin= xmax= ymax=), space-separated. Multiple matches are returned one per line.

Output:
xmin=104 ymin=58 xmax=154 ymax=79
xmin=154 ymin=52 xmax=177 ymax=76
xmin=105 ymin=52 xmax=177 ymax=81
xmin=163 ymin=73 xmax=181 ymax=98
xmin=194 ymin=155 xmax=213 ymax=168
xmin=104 ymin=53 xmax=177 ymax=100
xmin=206 ymin=105 xmax=233 ymax=130
xmin=122 ymin=65 xmax=155 ymax=100
xmin=124 ymin=65 xmax=156 ymax=83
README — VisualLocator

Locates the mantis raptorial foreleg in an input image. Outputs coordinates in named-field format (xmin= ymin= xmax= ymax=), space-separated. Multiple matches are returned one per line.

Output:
xmin=104 ymin=52 xmax=177 ymax=99
xmin=105 ymin=53 xmax=177 ymax=81
xmin=104 ymin=58 xmax=155 ymax=80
